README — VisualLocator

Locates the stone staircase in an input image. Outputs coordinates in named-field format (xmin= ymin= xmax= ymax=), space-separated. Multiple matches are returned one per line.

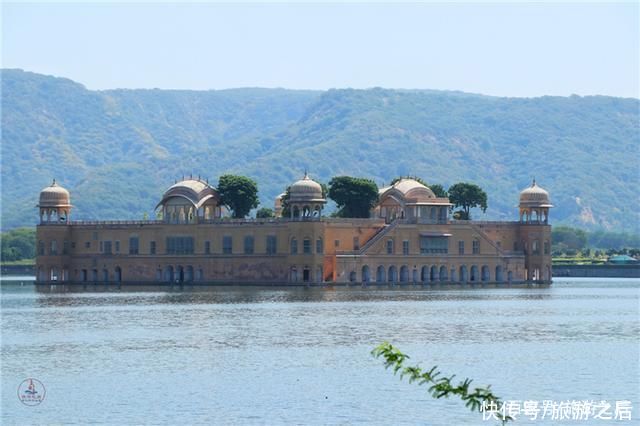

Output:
xmin=357 ymin=220 xmax=400 ymax=255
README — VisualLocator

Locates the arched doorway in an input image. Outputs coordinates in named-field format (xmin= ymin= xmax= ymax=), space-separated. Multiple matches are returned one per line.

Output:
xmin=481 ymin=265 xmax=490 ymax=282
xmin=115 ymin=266 xmax=122 ymax=282
xmin=421 ymin=266 xmax=429 ymax=282
xmin=459 ymin=265 xmax=468 ymax=282
xmin=376 ymin=265 xmax=386 ymax=282
xmin=430 ymin=266 xmax=437 ymax=282
xmin=185 ymin=266 xmax=194 ymax=282
xmin=470 ymin=265 xmax=479 ymax=282
xmin=388 ymin=265 xmax=397 ymax=282
xmin=495 ymin=266 xmax=504 ymax=282
xmin=439 ymin=266 xmax=448 ymax=281
xmin=400 ymin=265 xmax=409 ymax=282
xmin=362 ymin=265 xmax=370 ymax=283
xmin=349 ymin=271 xmax=357 ymax=282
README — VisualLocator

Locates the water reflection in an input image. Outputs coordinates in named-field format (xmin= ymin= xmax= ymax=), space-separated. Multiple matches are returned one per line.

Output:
xmin=1 ymin=278 xmax=638 ymax=425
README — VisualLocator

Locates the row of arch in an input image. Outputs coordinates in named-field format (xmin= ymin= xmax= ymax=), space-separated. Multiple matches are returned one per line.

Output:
xmin=349 ymin=264 xmax=511 ymax=283
xmin=290 ymin=204 xmax=323 ymax=218
xmin=162 ymin=204 xmax=223 ymax=224
xmin=38 ymin=267 xmax=122 ymax=282
xmin=160 ymin=265 xmax=203 ymax=282
xmin=289 ymin=265 xmax=323 ymax=283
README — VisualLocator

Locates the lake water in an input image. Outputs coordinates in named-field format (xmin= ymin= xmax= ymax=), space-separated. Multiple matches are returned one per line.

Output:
xmin=1 ymin=277 xmax=638 ymax=425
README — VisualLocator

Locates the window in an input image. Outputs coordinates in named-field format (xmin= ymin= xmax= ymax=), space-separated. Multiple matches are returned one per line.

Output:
xmin=303 ymin=238 xmax=311 ymax=254
xmin=204 ymin=241 xmax=211 ymax=254
xmin=353 ymin=237 xmax=359 ymax=251
xmin=386 ymin=239 xmax=394 ymax=254
xmin=291 ymin=238 xmax=298 ymax=254
xmin=71 ymin=242 xmax=76 ymax=249
xmin=115 ymin=241 xmax=120 ymax=253
xmin=438 ymin=207 xmax=448 ymax=222
xmin=420 ymin=236 xmax=448 ymax=254
xmin=63 ymin=240 xmax=69 ymax=255
xmin=544 ymin=241 xmax=550 ymax=255
xmin=402 ymin=240 xmax=409 ymax=255
xmin=129 ymin=237 xmax=139 ymax=255
xmin=38 ymin=241 xmax=45 ymax=255
xmin=244 ymin=236 xmax=254 ymax=254
xmin=316 ymin=238 xmax=323 ymax=254
xmin=92 ymin=232 xmax=98 ymax=240
xmin=472 ymin=239 xmax=480 ymax=254
xmin=458 ymin=240 xmax=465 ymax=255
xmin=50 ymin=240 xmax=57 ymax=255
xmin=85 ymin=241 xmax=90 ymax=249
xmin=99 ymin=241 xmax=103 ymax=252
xmin=223 ymin=236 xmax=233 ymax=254
xmin=150 ymin=241 xmax=156 ymax=255
xmin=103 ymin=241 xmax=112 ymax=254
xmin=532 ymin=240 xmax=540 ymax=255
xmin=334 ymin=240 xmax=340 ymax=248
xmin=266 ymin=236 xmax=277 ymax=254
xmin=166 ymin=237 xmax=194 ymax=255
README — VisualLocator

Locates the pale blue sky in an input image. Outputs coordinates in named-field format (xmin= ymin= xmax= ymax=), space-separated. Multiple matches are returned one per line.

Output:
xmin=2 ymin=2 xmax=638 ymax=97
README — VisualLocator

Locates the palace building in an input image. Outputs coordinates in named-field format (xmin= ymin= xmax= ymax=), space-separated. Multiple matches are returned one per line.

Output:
xmin=35 ymin=175 xmax=553 ymax=285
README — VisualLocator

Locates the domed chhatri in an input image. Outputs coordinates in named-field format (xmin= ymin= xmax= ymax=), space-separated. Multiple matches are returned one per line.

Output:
xmin=519 ymin=179 xmax=553 ymax=224
xmin=375 ymin=178 xmax=450 ymax=223
xmin=287 ymin=172 xmax=326 ymax=218
xmin=156 ymin=177 xmax=222 ymax=224
xmin=289 ymin=172 xmax=324 ymax=202
xmin=38 ymin=179 xmax=72 ymax=223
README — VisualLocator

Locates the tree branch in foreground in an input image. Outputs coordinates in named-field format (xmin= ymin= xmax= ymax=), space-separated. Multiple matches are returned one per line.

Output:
xmin=372 ymin=342 xmax=512 ymax=424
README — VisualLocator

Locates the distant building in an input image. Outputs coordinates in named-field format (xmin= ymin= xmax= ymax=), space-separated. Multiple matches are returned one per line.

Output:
xmin=607 ymin=255 xmax=638 ymax=265
xmin=35 ymin=175 xmax=553 ymax=285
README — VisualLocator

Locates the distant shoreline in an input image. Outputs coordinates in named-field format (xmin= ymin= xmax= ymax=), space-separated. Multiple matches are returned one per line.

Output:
xmin=552 ymin=264 xmax=639 ymax=278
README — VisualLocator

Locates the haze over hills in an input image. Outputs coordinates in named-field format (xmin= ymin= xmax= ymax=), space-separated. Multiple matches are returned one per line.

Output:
xmin=2 ymin=69 xmax=638 ymax=232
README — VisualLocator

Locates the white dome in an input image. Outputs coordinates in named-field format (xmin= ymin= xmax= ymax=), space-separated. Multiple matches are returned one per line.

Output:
xmin=520 ymin=180 xmax=552 ymax=207
xmin=39 ymin=180 xmax=71 ymax=207
xmin=289 ymin=173 xmax=324 ymax=202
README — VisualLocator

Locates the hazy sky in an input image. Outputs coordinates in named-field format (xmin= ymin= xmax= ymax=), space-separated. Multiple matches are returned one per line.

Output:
xmin=2 ymin=2 xmax=638 ymax=97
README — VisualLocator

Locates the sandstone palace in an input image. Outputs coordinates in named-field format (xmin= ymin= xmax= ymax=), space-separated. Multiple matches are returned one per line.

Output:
xmin=35 ymin=175 xmax=553 ymax=285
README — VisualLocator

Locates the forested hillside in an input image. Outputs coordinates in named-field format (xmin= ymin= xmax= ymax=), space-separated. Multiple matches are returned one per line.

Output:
xmin=2 ymin=69 xmax=638 ymax=232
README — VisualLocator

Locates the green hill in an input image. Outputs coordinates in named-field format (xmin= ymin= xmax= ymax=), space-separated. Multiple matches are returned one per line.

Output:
xmin=2 ymin=69 xmax=638 ymax=232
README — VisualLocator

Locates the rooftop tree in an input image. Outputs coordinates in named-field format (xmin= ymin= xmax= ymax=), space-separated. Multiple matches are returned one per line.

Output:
xmin=217 ymin=174 xmax=259 ymax=219
xmin=428 ymin=184 xmax=448 ymax=198
xmin=328 ymin=176 xmax=378 ymax=218
xmin=255 ymin=207 xmax=275 ymax=219
xmin=448 ymin=182 xmax=487 ymax=220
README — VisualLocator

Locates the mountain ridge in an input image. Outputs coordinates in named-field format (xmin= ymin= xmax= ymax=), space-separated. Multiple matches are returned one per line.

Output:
xmin=2 ymin=69 xmax=638 ymax=232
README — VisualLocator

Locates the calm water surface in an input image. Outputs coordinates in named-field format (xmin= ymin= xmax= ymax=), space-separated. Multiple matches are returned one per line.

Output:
xmin=1 ymin=278 xmax=638 ymax=425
